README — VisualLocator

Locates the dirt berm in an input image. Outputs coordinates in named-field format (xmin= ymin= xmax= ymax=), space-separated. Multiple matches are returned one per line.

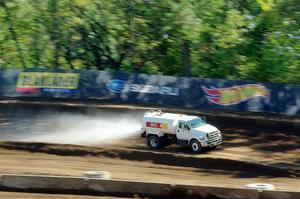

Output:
xmin=1 ymin=98 xmax=299 ymax=133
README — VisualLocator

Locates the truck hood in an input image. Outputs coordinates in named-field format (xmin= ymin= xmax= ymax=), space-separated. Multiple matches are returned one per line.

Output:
xmin=193 ymin=124 xmax=218 ymax=134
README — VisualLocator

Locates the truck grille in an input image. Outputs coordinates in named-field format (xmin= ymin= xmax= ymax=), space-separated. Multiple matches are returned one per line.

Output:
xmin=207 ymin=131 xmax=222 ymax=146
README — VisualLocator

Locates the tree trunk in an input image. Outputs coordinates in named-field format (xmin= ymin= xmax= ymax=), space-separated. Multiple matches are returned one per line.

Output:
xmin=128 ymin=0 xmax=135 ymax=71
xmin=48 ymin=0 xmax=60 ymax=67
xmin=182 ymin=40 xmax=190 ymax=77
xmin=32 ymin=15 xmax=41 ymax=67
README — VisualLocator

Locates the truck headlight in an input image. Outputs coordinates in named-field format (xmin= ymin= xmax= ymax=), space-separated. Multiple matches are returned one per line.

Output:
xmin=199 ymin=136 xmax=206 ymax=140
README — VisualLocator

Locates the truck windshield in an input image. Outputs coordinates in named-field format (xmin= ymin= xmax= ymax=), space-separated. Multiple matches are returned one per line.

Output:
xmin=187 ymin=118 xmax=205 ymax=128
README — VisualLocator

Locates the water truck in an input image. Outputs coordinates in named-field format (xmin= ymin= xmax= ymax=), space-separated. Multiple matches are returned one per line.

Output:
xmin=141 ymin=110 xmax=222 ymax=153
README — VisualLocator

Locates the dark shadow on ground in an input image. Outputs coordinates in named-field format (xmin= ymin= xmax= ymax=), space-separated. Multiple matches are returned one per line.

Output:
xmin=220 ymin=128 xmax=300 ymax=153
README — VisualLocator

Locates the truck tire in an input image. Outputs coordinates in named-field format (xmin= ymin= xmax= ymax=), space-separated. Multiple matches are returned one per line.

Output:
xmin=147 ymin=135 xmax=161 ymax=149
xmin=189 ymin=139 xmax=202 ymax=153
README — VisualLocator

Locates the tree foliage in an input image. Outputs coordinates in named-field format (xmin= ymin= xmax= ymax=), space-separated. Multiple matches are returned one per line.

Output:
xmin=0 ymin=0 xmax=299 ymax=83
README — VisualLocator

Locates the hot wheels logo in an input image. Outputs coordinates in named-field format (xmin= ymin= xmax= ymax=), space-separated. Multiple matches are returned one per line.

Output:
xmin=201 ymin=84 xmax=270 ymax=106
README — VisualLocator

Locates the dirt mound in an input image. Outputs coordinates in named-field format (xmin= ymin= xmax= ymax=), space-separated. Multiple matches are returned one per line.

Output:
xmin=1 ymin=141 xmax=299 ymax=179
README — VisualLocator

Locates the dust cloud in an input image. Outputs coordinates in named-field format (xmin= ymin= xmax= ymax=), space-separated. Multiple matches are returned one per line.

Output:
xmin=5 ymin=110 xmax=143 ymax=146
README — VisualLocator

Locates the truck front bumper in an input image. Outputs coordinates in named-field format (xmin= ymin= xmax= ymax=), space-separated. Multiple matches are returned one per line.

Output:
xmin=201 ymin=137 xmax=222 ymax=147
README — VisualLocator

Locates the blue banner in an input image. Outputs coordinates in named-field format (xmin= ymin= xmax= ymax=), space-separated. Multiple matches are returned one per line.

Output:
xmin=0 ymin=69 xmax=299 ymax=116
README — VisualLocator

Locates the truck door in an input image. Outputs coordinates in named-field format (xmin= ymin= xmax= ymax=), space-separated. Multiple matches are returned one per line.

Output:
xmin=176 ymin=121 xmax=190 ymax=140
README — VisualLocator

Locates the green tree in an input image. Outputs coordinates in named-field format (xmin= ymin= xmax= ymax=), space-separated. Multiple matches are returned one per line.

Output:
xmin=0 ymin=0 xmax=299 ymax=84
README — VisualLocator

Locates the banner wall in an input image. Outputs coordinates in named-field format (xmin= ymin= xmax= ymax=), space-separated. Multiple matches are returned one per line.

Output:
xmin=0 ymin=69 xmax=299 ymax=116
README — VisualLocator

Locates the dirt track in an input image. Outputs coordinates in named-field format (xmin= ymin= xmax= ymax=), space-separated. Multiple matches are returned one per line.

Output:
xmin=0 ymin=192 xmax=137 ymax=199
xmin=0 ymin=101 xmax=299 ymax=195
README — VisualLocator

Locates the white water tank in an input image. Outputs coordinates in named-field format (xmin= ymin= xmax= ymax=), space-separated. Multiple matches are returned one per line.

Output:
xmin=142 ymin=110 xmax=182 ymax=135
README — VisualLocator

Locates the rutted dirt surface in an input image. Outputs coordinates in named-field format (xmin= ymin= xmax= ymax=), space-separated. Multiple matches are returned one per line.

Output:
xmin=0 ymin=101 xmax=299 ymax=194
xmin=0 ymin=192 xmax=139 ymax=199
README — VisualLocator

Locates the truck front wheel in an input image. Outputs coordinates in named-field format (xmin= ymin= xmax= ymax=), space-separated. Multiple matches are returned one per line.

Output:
xmin=147 ymin=135 xmax=161 ymax=149
xmin=189 ymin=139 xmax=202 ymax=153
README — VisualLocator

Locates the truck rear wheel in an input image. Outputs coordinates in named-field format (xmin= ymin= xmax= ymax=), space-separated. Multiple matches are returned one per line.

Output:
xmin=189 ymin=139 xmax=202 ymax=153
xmin=147 ymin=135 xmax=161 ymax=149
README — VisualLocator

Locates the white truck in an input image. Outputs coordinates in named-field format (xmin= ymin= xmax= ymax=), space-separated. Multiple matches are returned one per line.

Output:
xmin=141 ymin=110 xmax=222 ymax=153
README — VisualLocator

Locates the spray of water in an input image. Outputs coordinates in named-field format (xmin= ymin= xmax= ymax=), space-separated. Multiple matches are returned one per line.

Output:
xmin=5 ymin=110 xmax=143 ymax=146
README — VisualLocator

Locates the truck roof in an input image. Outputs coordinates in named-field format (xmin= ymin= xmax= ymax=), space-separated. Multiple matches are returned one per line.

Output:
xmin=145 ymin=111 xmax=197 ymax=121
